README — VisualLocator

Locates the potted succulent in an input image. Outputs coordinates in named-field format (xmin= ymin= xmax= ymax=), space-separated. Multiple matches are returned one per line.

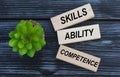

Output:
xmin=9 ymin=20 xmax=46 ymax=58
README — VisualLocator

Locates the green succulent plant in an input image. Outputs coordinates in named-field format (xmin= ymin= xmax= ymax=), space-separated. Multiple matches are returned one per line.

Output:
xmin=9 ymin=20 xmax=46 ymax=58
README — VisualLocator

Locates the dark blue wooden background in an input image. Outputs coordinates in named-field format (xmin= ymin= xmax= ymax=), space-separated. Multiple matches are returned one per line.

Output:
xmin=0 ymin=0 xmax=120 ymax=77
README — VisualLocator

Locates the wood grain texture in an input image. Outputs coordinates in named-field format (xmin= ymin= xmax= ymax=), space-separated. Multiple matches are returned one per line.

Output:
xmin=0 ymin=20 xmax=120 ymax=76
xmin=0 ymin=0 xmax=119 ymax=19
xmin=0 ymin=0 xmax=120 ymax=77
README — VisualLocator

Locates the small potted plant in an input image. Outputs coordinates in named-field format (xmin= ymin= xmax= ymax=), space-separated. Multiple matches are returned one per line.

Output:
xmin=9 ymin=20 xmax=46 ymax=58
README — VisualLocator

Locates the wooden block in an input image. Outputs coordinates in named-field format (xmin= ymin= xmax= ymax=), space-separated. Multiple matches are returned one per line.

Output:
xmin=56 ymin=45 xmax=101 ymax=72
xmin=51 ymin=3 xmax=95 ymax=31
xmin=57 ymin=24 xmax=101 ymax=44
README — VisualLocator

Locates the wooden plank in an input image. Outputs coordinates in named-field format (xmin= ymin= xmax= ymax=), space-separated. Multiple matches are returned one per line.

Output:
xmin=0 ymin=20 xmax=120 ymax=75
xmin=0 ymin=20 xmax=120 ymax=40
xmin=57 ymin=24 xmax=101 ymax=44
xmin=56 ymin=45 xmax=101 ymax=72
xmin=51 ymin=3 xmax=94 ymax=31
xmin=0 ymin=0 xmax=119 ymax=19
xmin=0 ymin=0 xmax=119 ymax=76
xmin=0 ymin=75 xmax=120 ymax=77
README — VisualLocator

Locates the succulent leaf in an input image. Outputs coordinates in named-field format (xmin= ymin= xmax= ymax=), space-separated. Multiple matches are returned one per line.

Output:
xmin=40 ymin=39 xmax=46 ymax=47
xmin=18 ymin=41 xmax=24 ymax=48
xmin=9 ymin=39 xmax=17 ymax=47
xmin=21 ymin=25 xmax=27 ymax=34
xmin=26 ymin=21 xmax=33 ymax=30
xmin=27 ymin=50 xmax=35 ymax=58
xmin=32 ymin=35 xmax=40 ymax=42
xmin=14 ymin=32 xmax=20 ymax=39
xmin=33 ymin=42 xmax=41 ymax=51
xmin=9 ymin=31 xmax=15 ymax=38
xmin=26 ymin=43 xmax=32 ymax=50
xmin=19 ymin=47 xmax=27 ymax=56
